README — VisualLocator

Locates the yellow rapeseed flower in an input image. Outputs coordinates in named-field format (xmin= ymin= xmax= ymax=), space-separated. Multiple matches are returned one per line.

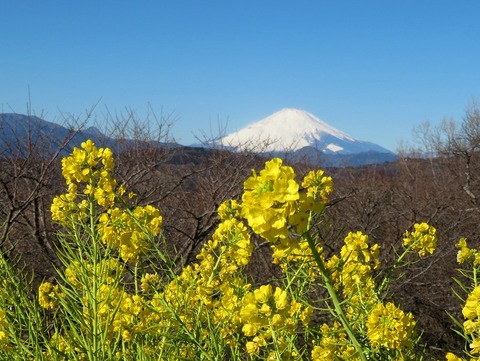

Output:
xmin=311 ymin=322 xmax=356 ymax=361
xmin=98 ymin=205 xmax=163 ymax=263
xmin=241 ymin=158 xmax=299 ymax=242
xmin=403 ymin=222 xmax=438 ymax=256
xmin=254 ymin=285 xmax=272 ymax=304
xmin=462 ymin=286 xmax=480 ymax=322
xmin=0 ymin=308 xmax=9 ymax=345
xmin=140 ymin=273 xmax=160 ymax=294
xmin=445 ymin=352 xmax=467 ymax=361
xmin=366 ymin=301 xmax=416 ymax=350
xmin=301 ymin=169 xmax=333 ymax=203
xmin=218 ymin=199 xmax=241 ymax=220
xmin=341 ymin=231 xmax=380 ymax=267
xmin=273 ymin=287 xmax=288 ymax=310
xmin=470 ymin=336 xmax=480 ymax=355
xmin=456 ymin=238 xmax=478 ymax=265
xmin=38 ymin=282 xmax=61 ymax=310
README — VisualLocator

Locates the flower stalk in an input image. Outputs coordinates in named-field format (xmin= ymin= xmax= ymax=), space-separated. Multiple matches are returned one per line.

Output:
xmin=304 ymin=231 xmax=368 ymax=361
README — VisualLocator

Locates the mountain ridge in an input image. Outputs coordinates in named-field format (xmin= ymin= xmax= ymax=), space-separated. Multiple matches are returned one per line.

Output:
xmin=216 ymin=108 xmax=396 ymax=166
xmin=1 ymin=112 xmax=396 ymax=167
xmin=220 ymin=108 xmax=394 ymax=155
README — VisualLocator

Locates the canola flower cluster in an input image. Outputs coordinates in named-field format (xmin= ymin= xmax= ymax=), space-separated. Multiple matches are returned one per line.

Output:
xmin=311 ymin=321 xmax=359 ymax=360
xmin=366 ymin=302 xmax=416 ymax=350
xmin=50 ymin=140 xmax=163 ymax=263
xmin=38 ymin=281 xmax=62 ymax=310
xmin=145 ymin=211 xmax=313 ymax=359
xmin=462 ymin=286 xmax=480 ymax=353
xmin=456 ymin=237 xmax=480 ymax=265
xmin=40 ymin=259 xmax=151 ymax=357
xmin=403 ymin=222 xmax=438 ymax=257
xmin=38 ymin=141 xmax=166 ymax=358
xmin=154 ymin=217 xmax=254 ymax=346
xmin=444 ymin=238 xmax=480 ymax=360
xmin=50 ymin=140 xmax=117 ymax=224
xmin=241 ymin=159 xmax=333 ymax=274
xmin=241 ymin=158 xmax=332 ymax=242
xmin=0 ymin=309 xmax=8 ymax=347
xmin=1 ymin=141 xmax=459 ymax=360
xmin=239 ymin=159 xmax=422 ymax=360
xmin=98 ymin=205 xmax=162 ymax=263
xmin=239 ymin=284 xmax=312 ymax=358
xmin=309 ymin=230 xmax=417 ymax=360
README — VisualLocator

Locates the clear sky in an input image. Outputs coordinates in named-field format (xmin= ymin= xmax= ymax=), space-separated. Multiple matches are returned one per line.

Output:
xmin=2 ymin=1 xmax=479 ymax=152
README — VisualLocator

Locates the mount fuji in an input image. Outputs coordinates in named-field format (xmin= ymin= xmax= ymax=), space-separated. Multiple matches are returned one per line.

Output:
xmin=219 ymin=108 xmax=396 ymax=166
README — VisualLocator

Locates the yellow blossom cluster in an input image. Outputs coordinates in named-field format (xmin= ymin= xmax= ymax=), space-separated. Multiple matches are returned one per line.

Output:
xmin=403 ymin=222 xmax=438 ymax=256
xmin=142 ymin=210 xmax=314 ymax=357
xmin=51 ymin=140 xmax=118 ymax=225
xmin=366 ymin=301 xmax=416 ymax=350
xmin=37 ymin=147 xmax=448 ymax=359
xmin=61 ymin=139 xmax=114 ymax=184
xmin=38 ymin=281 xmax=62 ymax=310
xmin=241 ymin=158 xmax=300 ymax=241
xmin=42 ymin=332 xmax=82 ymax=360
xmin=51 ymin=140 xmax=163 ymax=263
xmin=241 ymin=159 xmax=333 ymax=242
xmin=241 ymin=159 xmax=423 ymax=359
xmin=64 ymin=258 xmax=124 ymax=288
xmin=456 ymin=238 xmax=480 ymax=265
xmin=85 ymin=285 xmax=144 ymax=343
xmin=98 ymin=205 xmax=162 ymax=263
xmin=147 ymin=217 xmax=254 ymax=349
xmin=301 ymin=169 xmax=333 ymax=204
xmin=310 ymin=231 xmax=391 ymax=357
xmin=240 ymin=159 xmax=333 ymax=275
xmin=461 ymin=286 xmax=480 ymax=355
xmin=40 ymin=257 xmax=148 ymax=351
xmin=0 ymin=308 xmax=9 ymax=347
xmin=270 ymin=236 xmax=321 ymax=273
xmin=445 ymin=238 xmax=480 ymax=359
xmin=140 ymin=272 xmax=160 ymax=294
xmin=40 ymin=140 xmax=172 ymax=357
xmin=218 ymin=199 xmax=242 ymax=220
xmin=239 ymin=284 xmax=312 ymax=358
xmin=311 ymin=322 xmax=356 ymax=361
xmin=313 ymin=228 xmax=421 ymax=358
xmin=288 ymin=169 xmax=333 ymax=235
xmin=325 ymin=231 xmax=380 ymax=319
xmin=197 ymin=217 xmax=254 ymax=270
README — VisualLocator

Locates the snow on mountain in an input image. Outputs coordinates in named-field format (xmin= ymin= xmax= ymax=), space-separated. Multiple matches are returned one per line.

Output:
xmin=220 ymin=108 xmax=393 ymax=155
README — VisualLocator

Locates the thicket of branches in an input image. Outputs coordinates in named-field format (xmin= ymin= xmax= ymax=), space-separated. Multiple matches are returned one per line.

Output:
xmin=1 ymin=102 xmax=480 ymax=358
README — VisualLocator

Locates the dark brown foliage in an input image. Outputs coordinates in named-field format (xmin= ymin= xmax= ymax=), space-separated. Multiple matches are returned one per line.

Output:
xmin=3 ymin=105 xmax=480 ymax=359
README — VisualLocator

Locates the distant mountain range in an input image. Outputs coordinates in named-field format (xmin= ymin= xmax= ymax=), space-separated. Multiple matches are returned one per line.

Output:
xmin=217 ymin=108 xmax=397 ymax=166
xmin=0 ymin=112 xmax=397 ymax=167
xmin=0 ymin=113 xmax=109 ymax=156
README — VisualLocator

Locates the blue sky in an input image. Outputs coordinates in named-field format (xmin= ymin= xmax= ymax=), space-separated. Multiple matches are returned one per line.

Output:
xmin=2 ymin=1 xmax=479 ymax=152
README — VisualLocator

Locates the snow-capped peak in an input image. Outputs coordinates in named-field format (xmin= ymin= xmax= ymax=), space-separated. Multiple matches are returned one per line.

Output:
xmin=220 ymin=108 xmax=359 ymax=153
xmin=219 ymin=108 xmax=393 ymax=155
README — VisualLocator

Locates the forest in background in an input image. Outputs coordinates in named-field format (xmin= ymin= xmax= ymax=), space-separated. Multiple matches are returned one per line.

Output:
xmin=1 ymin=102 xmax=480 ymax=359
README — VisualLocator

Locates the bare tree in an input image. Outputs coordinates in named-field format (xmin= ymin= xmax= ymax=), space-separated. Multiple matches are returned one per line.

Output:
xmin=0 ymin=110 xmax=96 ymax=283
xmin=409 ymin=99 xmax=480 ymax=214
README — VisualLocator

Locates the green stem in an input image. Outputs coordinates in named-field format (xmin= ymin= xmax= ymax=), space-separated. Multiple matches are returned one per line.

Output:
xmin=377 ymin=237 xmax=424 ymax=296
xmin=377 ymin=247 xmax=409 ymax=297
xmin=134 ymin=262 xmax=139 ymax=295
xmin=304 ymin=231 xmax=368 ymax=361
xmin=88 ymin=194 xmax=99 ymax=360
xmin=474 ymin=265 xmax=478 ymax=289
